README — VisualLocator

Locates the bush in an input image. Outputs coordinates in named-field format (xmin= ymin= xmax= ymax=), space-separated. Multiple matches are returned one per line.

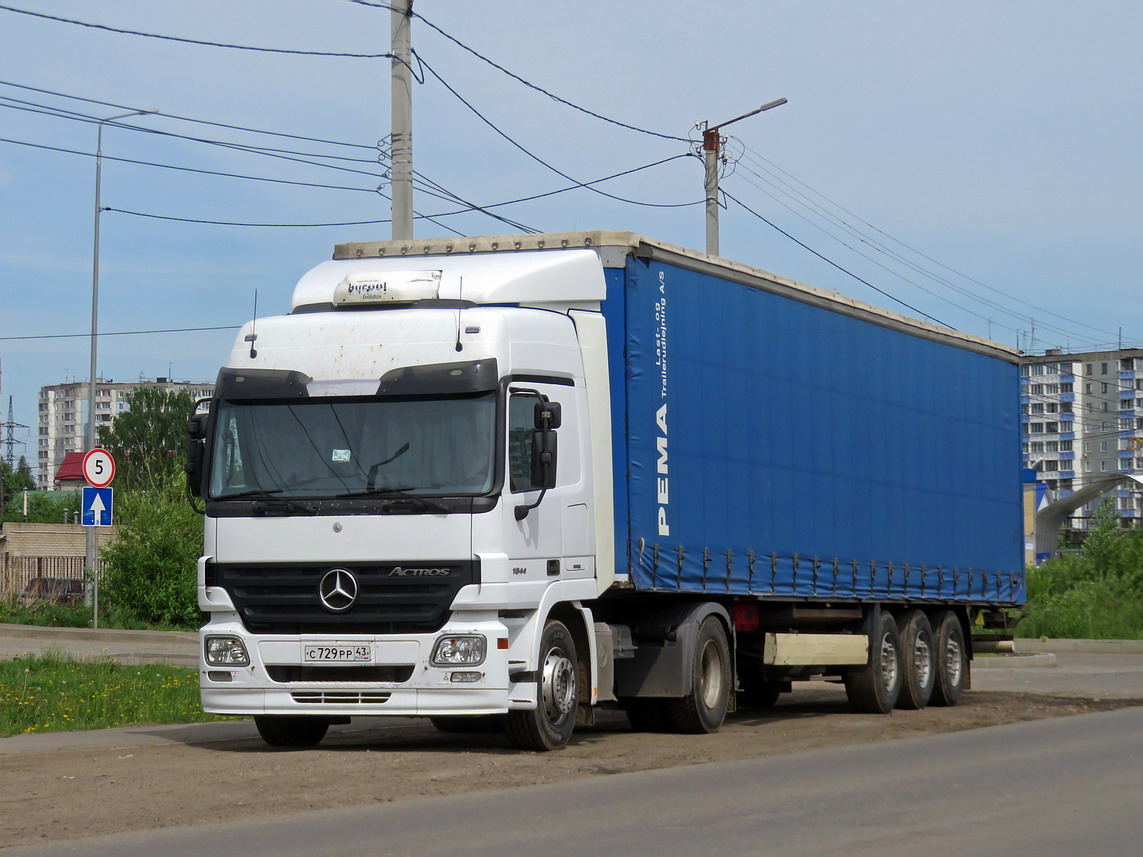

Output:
xmin=97 ymin=476 xmax=203 ymax=629
xmin=1019 ymin=501 xmax=1143 ymax=640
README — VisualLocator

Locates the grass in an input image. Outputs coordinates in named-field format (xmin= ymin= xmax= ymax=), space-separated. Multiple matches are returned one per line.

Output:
xmin=0 ymin=652 xmax=232 ymax=737
xmin=0 ymin=599 xmax=92 ymax=629
xmin=0 ymin=596 xmax=199 ymax=632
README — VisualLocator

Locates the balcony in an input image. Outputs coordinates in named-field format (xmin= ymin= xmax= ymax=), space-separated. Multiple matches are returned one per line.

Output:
xmin=1059 ymin=470 xmax=1076 ymax=479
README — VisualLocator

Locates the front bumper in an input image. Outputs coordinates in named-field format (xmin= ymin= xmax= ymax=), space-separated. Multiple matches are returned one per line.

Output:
xmin=199 ymin=617 xmax=520 ymax=717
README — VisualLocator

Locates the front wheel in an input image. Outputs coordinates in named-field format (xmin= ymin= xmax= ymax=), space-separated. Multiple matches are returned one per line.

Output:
xmin=253 ymin=715 xmax=330 ymax=748
xmin=506 ymin=619 xmax=578 ymax=751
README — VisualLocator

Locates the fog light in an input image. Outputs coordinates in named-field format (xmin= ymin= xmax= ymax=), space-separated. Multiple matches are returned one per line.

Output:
xmin=207 ymin=671 xmax=234 ymax=682
xmin=450 ymin=671 xmax=483 ymax=683
xmin=204 ymin=635 xmax=250 ymax=666
xmin=431 ymin=635 xmax=486 ymax=666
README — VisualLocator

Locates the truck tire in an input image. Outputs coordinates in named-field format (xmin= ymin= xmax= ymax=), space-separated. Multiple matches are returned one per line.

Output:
xmin=506 ymin=619 xmax=578 ymax=751
xmin=844 ymin=609 xmax=902 ymax=714
xmin=663 ymin=616 xmax=731 ymax=734
xmin=253 ymin=715 xmax=330 ymax=747
xmin=930 ymin=610 xmax=968 ymax=707
xmin=895 ymin=608 xmax=935 ymax=710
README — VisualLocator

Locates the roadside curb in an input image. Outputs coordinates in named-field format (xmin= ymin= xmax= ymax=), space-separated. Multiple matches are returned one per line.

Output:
xmin=1014 ymin=638 xmax=1143 ymax=656
xmin=0 ymin=622 xmax=197 ymax=646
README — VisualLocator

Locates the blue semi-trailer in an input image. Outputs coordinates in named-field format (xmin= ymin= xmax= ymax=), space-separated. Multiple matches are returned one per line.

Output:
xmin=187 ymin=230 xmax=1024 ymax=750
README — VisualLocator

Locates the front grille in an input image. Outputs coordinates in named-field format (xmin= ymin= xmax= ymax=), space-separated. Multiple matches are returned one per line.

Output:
xmin=291 ymin=691 xmax=392 ymax=705
xmin=267 ymin=665 xmax=414 ymax=683
xmin=210 ymin=560 xmax=479 ymax=635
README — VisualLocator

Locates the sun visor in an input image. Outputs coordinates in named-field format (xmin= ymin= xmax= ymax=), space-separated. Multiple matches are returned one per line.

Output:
xmin=376 ymin=359 xmax=499 ymax=396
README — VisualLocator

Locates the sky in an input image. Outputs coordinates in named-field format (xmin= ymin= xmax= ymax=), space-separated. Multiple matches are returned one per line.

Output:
xmin=2 ymin=0 xmax=1142 ymax=480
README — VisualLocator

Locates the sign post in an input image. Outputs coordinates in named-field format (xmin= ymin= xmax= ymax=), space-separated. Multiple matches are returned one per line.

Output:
xmin=82 ymin=448 xmax=116 ymax=628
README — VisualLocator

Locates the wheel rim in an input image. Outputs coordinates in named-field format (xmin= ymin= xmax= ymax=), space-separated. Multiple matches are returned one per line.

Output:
xmin=945 ymin=634 xmax=963 ymax=687
xmin=698 ymin=639 xmax=725 ymax=709
xmin=880 ymin=631 xmax=899 ymax=692
xmin=914 ymin=634 xmax=933 ymax=688
xmin=541 ymin=647 xmax=576 ymax=726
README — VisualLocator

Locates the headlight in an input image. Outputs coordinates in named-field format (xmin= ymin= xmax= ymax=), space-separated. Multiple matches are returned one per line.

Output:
xmin=204 ymin=635 xmax=250 ymax=666
xmin=431 ymin=635 xmax=486 ymax=666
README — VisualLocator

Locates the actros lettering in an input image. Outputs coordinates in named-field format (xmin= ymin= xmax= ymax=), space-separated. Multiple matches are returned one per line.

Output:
xmin=389 ymin=566 xmax=452 ymax=577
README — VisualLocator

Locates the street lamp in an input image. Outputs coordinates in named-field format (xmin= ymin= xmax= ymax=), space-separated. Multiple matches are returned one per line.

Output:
xmin=701 ymin=97 xmax=787 ymax=256
xmin=86 ymin=108 xmax=157 ymax=628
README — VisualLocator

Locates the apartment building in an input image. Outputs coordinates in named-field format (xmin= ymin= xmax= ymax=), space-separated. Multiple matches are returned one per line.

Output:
xmin=36 ymin=378 xmax=214 ymax=490
xmin=1021 ymin=348 xmax=1143 ymax=530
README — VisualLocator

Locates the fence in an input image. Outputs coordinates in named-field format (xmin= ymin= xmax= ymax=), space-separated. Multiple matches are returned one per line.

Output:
xmin=0 ymin=555 xmax=88 ymax=597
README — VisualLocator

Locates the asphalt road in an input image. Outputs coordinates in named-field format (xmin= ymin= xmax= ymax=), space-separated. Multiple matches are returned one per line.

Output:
xmin=4 ymin=705 xmax=1140 ymax=857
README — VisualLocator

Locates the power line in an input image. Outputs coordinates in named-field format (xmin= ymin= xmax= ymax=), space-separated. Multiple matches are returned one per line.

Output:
xmin=419 ymin=55 xmax=701 ymax=210
xmin=0 ymin=79 xmax=377 ymax=150
xmin=0 ymin=326 xmax=241 ymax=342
xmin=0 ymin=98 xmax=390 ymax=180
xmin=733 ymin=155 xmax=1093 ymax=345
xmin=0 ymin=4 xmax=394 ymax=59
xmin=100 ymin=155 xmax=692 ymax=229
xmin=721 ymin=189 xmax=950 ymax=327
xmin=0 ymin=135 xmax=381 ymax=194
xmin=739 ymin=146 xmax=1120 ymax=341
xmin=349 ymin=0 xmax=689 ymax=143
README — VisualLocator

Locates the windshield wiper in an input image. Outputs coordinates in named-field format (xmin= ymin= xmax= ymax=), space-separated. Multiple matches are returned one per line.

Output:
xmin=216 ymin=488 xmax=316 ymax=515
xmin=336 ymin=485 xmax=448 ymax=513
xmin=217 ymin=488 xmax=284 ymax=500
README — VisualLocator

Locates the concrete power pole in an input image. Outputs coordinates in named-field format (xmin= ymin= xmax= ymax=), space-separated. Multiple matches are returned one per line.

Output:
xmin=701 ymin=98 xmax=787 ymax=256
xmin=390 ymin=0 xmax=414 ymax=240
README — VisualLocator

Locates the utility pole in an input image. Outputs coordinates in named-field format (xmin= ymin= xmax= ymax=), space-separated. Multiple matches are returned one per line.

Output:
xmin=701 ymin=98 xmax=787 ymax=256
xmin=390 ymin=0 xmax=414 ymax=240
xmin=87 ymin=108 xmax=156 ymax=626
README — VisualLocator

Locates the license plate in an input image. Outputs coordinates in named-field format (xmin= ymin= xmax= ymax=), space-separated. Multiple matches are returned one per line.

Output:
xmin=303 ymin=644 xmax=373 ymax=663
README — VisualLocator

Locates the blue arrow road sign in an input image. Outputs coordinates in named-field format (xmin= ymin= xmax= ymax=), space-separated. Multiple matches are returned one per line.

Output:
xmin=82 ymin=486 xmax=113 ymax=527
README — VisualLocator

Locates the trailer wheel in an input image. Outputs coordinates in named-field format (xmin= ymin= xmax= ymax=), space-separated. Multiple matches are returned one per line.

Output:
xmin=844 ymin=609 xmax=902 ymax=714
xmin=663 ymin=616 xmax=731 ymax=734
xmin=930 ymin=610 xmax=968 ymax=707
xmin=506 ymin=619 xmax=578 ymax=751
xmin=253 ymin=715 xmax=330 ymax=748
xmin=895 ymin=609 xmax=935 ymax=710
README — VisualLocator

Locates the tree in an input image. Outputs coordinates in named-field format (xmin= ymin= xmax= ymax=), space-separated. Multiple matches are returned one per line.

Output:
xmin=97 ymin=387 xmax=195 ymax=491
xmin=1 ymin=456 xmax=36 ymax=521
xmin=97 ymin=473 xmax=202 ymax=628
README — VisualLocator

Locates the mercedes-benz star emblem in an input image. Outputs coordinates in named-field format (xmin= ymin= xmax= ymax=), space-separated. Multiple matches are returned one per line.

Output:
xmin=318 ymin=568 xmax=358 ymax=612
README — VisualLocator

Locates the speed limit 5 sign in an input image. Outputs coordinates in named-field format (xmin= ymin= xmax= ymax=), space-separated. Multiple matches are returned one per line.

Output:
xmin=82 ymin=448 xmax=116 ymax=488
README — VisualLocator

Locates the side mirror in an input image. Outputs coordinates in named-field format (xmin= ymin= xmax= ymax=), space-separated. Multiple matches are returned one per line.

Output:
xmin=530 ymin=428 xmax=558 ymax=490
xmin=515 ymin=397 xmax=561 ymax=520
xmin=185 ymin=401 xmax=211 ymax=499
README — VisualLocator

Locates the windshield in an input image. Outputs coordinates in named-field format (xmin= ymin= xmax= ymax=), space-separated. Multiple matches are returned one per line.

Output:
xmin=208 ymin=393 xmax=496 ymax=499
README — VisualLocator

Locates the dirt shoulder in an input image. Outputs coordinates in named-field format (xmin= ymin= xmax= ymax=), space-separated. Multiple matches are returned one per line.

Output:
xmin=3 ymin=685 xmax=1139 ymax=849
